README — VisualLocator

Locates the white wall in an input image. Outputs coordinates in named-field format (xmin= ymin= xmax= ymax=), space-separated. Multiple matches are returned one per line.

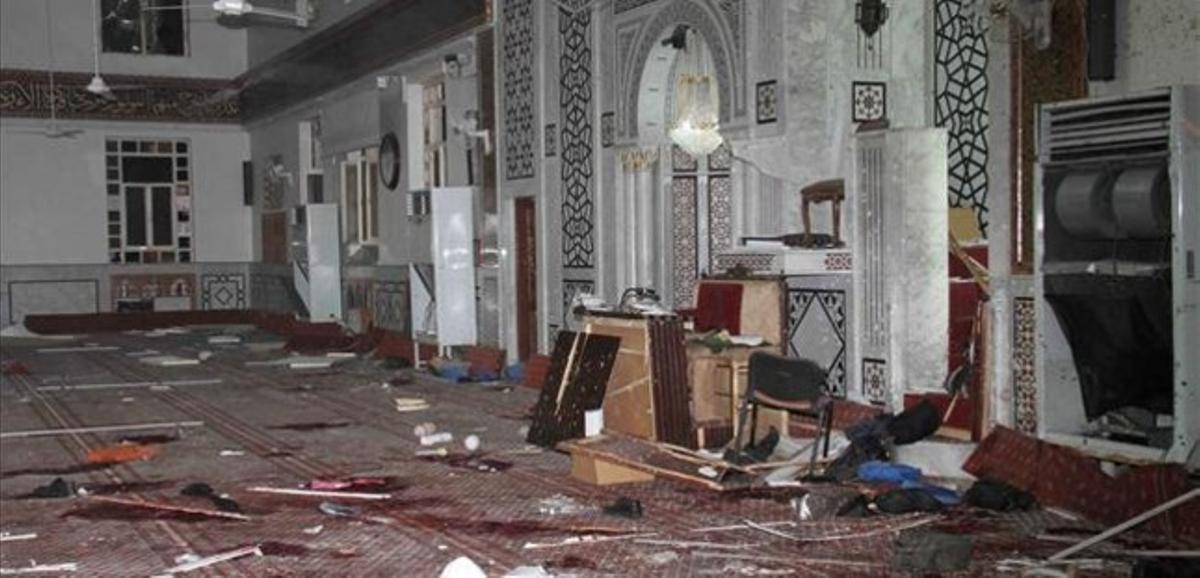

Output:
xmin=1088 ymin=0 xmax=1200 ymax=97
xmin=0 ymin=0 xmax=247 ymax=78
xmin=0 ymin=119 xmax=252 ymax=265
xmin=734 ymin=0 xmax=929 ymax=235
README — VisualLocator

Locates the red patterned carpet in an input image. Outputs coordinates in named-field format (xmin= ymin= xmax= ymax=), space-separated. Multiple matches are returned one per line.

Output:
xmin=0 ymin=329 xmax=1148 ymax=576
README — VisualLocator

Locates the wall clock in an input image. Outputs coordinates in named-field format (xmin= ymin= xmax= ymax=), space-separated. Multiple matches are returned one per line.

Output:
xmin=379 ymin=131 xmax=401 ymax=190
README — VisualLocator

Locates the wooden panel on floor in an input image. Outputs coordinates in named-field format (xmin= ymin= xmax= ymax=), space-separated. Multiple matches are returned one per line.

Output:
xmin=647 ymin=317 xmax=694 ymax=447
xmin=560 ymin=434 xmax=751 ymax=492
xmin=569 ymin=452 xmax=656 ymax=486
xmin=526 ymin=331 xmax=621 ymax=447
xmin=584 ymin=316 xmax=655 ymax=440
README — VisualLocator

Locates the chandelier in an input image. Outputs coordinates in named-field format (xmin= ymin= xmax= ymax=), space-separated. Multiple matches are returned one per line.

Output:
xmin=668 ymin=28 xmax=723 ymax=157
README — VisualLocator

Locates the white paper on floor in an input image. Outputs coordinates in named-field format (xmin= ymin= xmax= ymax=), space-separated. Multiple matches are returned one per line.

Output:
xmin=139 ymin=355 xmax=201 ymax=367
xmin=439 ymin=557 xmax=487 ymax=578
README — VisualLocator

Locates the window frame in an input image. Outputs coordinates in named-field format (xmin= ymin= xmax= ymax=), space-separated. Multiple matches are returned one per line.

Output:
xmin=106 ymin=138 xmax=192 ymax=264
xmin=100 ymin=0 xmax=190 ymax=57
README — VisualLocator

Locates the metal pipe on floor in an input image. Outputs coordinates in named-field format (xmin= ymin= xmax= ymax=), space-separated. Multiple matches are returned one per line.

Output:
xmin=0 ymin=421 xmax=204 ymax=439
xmin=35 ymin=378 xmax=223 ymax=392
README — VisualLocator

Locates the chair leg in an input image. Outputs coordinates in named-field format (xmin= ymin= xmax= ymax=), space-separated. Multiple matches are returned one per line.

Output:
xmin=820 ymin=400 xmax=834 ymax=457
xmin=807 ymin=407 xmax=823 ymax=475
xmin=803 ymin=399 xmax=832 ymax=479
xmin=730 ymin=396 xmax=753 ymax=457
xmin=749 ymin=403 xmax=759 ymax=446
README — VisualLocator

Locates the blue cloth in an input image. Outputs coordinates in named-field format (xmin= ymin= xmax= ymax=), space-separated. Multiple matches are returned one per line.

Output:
xmin=503 ymin=363 xmax=525 ymax=382
xmin=434 ymin=362 xmax=471 ymax=382
xmin=857 ymin=461 xmax=922 ymax=484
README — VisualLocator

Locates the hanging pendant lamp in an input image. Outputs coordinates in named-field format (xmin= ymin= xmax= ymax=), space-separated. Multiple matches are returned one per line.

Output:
xmin=668 ymin=29 xmax=723 ymax=157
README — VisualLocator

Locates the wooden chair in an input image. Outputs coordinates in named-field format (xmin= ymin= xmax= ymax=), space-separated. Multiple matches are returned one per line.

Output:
xmin=800 ymin=179 xmax=846 ymax=247
xmin=731 ymin=352 xmax=833 ymax=472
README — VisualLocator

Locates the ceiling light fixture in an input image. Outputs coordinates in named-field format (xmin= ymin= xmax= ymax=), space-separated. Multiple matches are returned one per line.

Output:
xmin=856 ymin=0 xmax=890 ymax=37
xmin=87 ymin=74 xmax=111 ymax=96
xmin=668 ymin=27 xmax=723 ymax=158
xmin=88 ymin=0 xmax=112 ymax=98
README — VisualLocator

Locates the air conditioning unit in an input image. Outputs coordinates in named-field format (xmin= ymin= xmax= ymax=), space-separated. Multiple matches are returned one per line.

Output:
xmin=1035 ymin=85 xmax=1199 ymax=466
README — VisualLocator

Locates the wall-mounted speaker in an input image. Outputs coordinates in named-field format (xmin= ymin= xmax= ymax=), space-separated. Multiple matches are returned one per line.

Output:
xmin=242 ymin=160 xmax=254 ymax=206
xmin=1087 ymin=0 xmax=1116 ymax=81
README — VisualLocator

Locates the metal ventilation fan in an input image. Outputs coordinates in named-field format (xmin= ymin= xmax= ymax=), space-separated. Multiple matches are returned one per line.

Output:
xmin=143 ymin=0 xmax=316 ymax=27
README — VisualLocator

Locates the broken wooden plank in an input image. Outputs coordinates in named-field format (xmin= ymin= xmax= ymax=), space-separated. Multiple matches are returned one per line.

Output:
xmin=741 ymin=515 xmax=937 ymax=543
xmin=1048 ymin=488 xmax=1200 ymax=561
xmin=87 ymin=495 xmax=250 ymax=521
xmin=245 ymin=487 xmax=392 ymax=501
xmin=0 ymin=421 xmax=204 ymax=440
xmin=1036 ymin=535 xmax=1200 ymax=558
xmin=633 ymin=539 xmax=757 ymax=550
xmin=692 ymin=520 xmax=796 ymax=534
xmin=522 ymin=532 xmax=657 ymax=550
xmin=560 ymin=434 xmax=751 ymax=491
xmin=0 ymin=562 xmax=79 ymax=574
xmin=692 ymin=551 xmax=886 ymax=570
xmin=0 ymin=532 xmax=37 ymax=543
xmin=162 ymin=545 xmax=262 ymax=573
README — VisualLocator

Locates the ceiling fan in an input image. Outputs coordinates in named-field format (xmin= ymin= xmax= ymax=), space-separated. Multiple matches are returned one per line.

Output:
xmin=142 ymin=0 xmax=316 ymax=28
xmin=10 ymin=1 xmax=83 ymax=139
xmin=89 ymin=1 xmax=242 ymax=105
xmin=87 ymin=0 xmax=145 ymax=100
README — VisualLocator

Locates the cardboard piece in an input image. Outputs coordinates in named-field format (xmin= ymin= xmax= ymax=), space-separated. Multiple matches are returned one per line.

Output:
xmin=560 ymin=434 xmax=750 ymax=491
xmin=569 ymin=452 xmax=656 ymax=486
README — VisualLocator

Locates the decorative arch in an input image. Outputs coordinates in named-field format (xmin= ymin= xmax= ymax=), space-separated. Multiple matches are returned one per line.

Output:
xmin=619 ymin=0 xmax=742 ymax=141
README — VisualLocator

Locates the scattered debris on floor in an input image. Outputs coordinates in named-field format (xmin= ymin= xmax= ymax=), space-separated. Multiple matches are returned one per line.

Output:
xmin=248 ymin=486 xmax=392 ymax=500
xmin=159 ymin=544 xmax=262 ymax=575
xmin=3 ymin=318 xmax=1194 ymax=576
xmin=35 ymin=378 xmax=222 ymax=392
xmin=894 ymin=529 xmax=974 ymax=574
xmin=86 ymin=442 xmax=161 ymax=465
xmin=419 ymin=452 xmax=514 ymax=473
xmin=317 ymin=501 xmax=360 ymax=518
xmin=438 ymin=556 xmax=487 ymax=578
xmin=394 ymin=397 xmax=430 ymax=412
xmin=1 ymin=421 xmax=204 ymax=440
xmin=139 ymin=354 xmax=202 ymax=367
xmin=0 ymin=561 xmax=80 ymax=575
xmin=28 ymin=478 xmax=74 ymax=499
xmin=0 ymin=532 xmax=38 ymax=543
xmin=77 ymin=495 xmax=252 ymax=522
xmin=537 ymin=495 xmax=587 ymax=516
xmin=180 ymin=482 xmax=242 ymax=513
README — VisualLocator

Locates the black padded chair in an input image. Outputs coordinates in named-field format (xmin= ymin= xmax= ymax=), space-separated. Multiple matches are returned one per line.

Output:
xmin=731 ymin=351 xmax=834 ymax=471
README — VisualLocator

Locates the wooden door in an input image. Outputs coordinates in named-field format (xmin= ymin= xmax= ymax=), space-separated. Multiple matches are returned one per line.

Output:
xmin=515 ymin=197 xmax=538 ymax=360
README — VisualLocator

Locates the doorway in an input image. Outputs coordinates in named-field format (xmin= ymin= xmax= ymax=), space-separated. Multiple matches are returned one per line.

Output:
xmin=514 ymin=197 xmax=538 ymax=360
